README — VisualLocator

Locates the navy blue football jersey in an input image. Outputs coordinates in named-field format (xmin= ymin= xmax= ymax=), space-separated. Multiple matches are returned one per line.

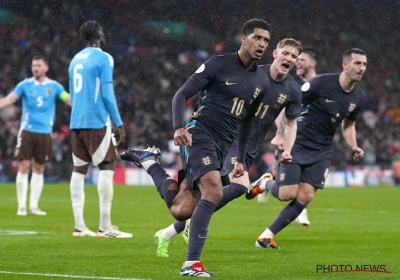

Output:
xmin=245 ymin=64 xmax=302 ymax=161
xmin=297 ymin=73 xmax=365 ymax=148
xmin=186 ymin=53 xmax=270 ymax=147
xmin=293 ymin=74 xmax=305 ymax=86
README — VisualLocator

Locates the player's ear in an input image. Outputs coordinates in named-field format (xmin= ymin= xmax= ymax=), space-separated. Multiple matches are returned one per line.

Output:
xmin=272 ymin=49 xmax=278 ymax=58
xmin=342 ymin=60 xmax=347 ymax=69
xmin=240 ymin=34 xmax=247 ymax=45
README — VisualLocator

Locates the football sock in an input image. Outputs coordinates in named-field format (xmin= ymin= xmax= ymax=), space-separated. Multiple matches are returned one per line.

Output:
xmin=186 ymin=199 xmax=217 ymax=261
xmin=16 ymin=172 xmax=28 ymax=209
xmin=259 ymin=228 xmax=275 ymax=239
xmin=98 ymin=170 xmax=114 ymax=230
xmin=174 ymin=220 xmax=186 ymax=233
xmin=162 ymin=221 xmax=185 ymax=240
xmin=182 ymin=261 xmax=198 ymax=268
xmin=268 ymin=199 xmax=306 ymax=235
xmin=141 ymin=159 xmax=157 ymax=171
xmin=215 ymin=183 xmax=247 ymax=211
xmin=29 ymin=172 xmax=44 ymax=209
xmin=265 ymin=180 xmax=279 ymax=199
xmin=70 ymin=172 xmax=86 ymax=230
xmin=147 ymin=163 xmax=178 ymax=208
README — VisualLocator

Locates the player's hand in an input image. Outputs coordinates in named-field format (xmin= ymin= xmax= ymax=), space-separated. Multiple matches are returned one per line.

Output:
xmin=232 ymin=162 xmax=244 ymax=178
xmin=279 ymin=150 xmax=292 ymax=164
xmin=174 ymin=128 xmax=192 ymax=146
xmin=116 ymin=126 xmax=126 ymax=146
xmin=271 ymin=134 xmax=285 ymax=150
xmin=352 ymin=147 xmax=364 ymax=161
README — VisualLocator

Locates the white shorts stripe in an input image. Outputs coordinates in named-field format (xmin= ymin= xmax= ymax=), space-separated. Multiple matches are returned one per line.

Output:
xmin=72 ymin=153 xmax=89 ymax=166
xmin=92 ymin=125 xmax=112 ymax=166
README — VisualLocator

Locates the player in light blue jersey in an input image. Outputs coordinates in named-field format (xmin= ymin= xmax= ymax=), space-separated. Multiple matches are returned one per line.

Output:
xmin=68 ymin=21 xmax=131 ymax=238
xmin=0 ymin=55 xmax=71 ymax=216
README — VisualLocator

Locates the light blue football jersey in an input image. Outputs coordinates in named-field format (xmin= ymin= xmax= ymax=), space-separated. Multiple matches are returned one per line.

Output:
xmin=13 ymin=77 xmax=66 ymax=134
xmin=68 ymin=47 xmax=122 ymax=129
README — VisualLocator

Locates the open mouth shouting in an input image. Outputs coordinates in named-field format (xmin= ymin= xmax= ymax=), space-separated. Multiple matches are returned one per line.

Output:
xmin=255 ymin=49 xmax=264 ymax=58
xmin=281 ymin=62 xmax=291 ymax=72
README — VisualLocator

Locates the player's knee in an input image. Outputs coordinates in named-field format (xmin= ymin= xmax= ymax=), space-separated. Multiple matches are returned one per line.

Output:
xmin=18 ymin=160 xmax=30 ymax=174
xmin=170 ymin=206 xmax=192 ymax=221
xmin=74 ymin=165 xmax=89 ymax=174
xmin=277 ymin=186 xmax=297 ymax=201
xmin=32 ymin=162 xmax=45 ymax=173
xmin=98 ymin=161 xmax=114 ymax=171
xmin=204 ymin=187 xmax=223 ymax=204
xmin=298 ymin=192 xmax=314 ymax=204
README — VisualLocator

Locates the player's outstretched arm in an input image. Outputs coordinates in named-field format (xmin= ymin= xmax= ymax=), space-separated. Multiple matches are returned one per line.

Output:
xmin=0 ymin=92 xmax=19 ymax=109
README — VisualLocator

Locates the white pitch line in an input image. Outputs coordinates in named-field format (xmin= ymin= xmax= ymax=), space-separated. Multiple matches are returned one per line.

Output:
xmin=0 ymin=271 xmax=149 ymax=280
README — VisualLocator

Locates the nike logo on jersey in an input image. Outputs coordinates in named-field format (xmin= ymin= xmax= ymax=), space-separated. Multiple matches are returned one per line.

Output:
xmin=225 ymin=81 xmax=236 ymax=85
xmin=325 ymin=99 xmax=335 ymax=102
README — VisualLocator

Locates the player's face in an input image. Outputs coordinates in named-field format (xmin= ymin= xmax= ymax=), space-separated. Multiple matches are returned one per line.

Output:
xmin=31 ymin=59 xmax=48 ymax=79
xmin=344 ymin=54 xmax=367 ymax=82
xmin=242 ymin=28 xmax=270 ymax=61
xmin=273 ymin=45 xmax=299 ymax=75
xmin=296 ymin=53 xmax=314 ymax=77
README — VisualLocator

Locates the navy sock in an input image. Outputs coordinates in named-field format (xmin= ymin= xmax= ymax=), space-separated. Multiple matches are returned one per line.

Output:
xmin=173 ymin=220 xmax=186 ymax=233
xmin=186 ymin=199 xmax=217 ymax=261
xmin=266 ymin=180 xmax=279 ymax=199
xmin=269 ymin=199 xmax=306 ymax=234
xmin=215 ymin=183 xmax=247 ymax=211
xmin=147 ymin=164 xmax=178 ymax=209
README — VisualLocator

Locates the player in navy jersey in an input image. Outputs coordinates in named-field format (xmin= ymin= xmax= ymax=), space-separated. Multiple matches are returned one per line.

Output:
xmin=0 ymin=55 xmax=71 ymax=216
xmin=293 ymin=47 xmax=318 ymax=225
xmin=293 ymin=47 xmax=318 ymax=86
xmin=267 ymin=47 xmax=319 ymax=225
xmin=173 ymin=18 xmax=271 ymax=277
xmin=248 ymin=48 xmax=367 ymax=249
xmin=121 ymin=38 xmax=302 ymax=258
xmin=122 ymin=18 xmax=271 ymax=277
xmin=68 ymin=21 xmax=131 ymax=238
xmin=221 ymin=38 xmax=302 ymax=205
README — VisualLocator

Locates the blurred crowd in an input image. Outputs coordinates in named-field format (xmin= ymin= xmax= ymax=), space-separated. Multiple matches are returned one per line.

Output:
xmin=0 ymin=0 xmax=399 ymax=178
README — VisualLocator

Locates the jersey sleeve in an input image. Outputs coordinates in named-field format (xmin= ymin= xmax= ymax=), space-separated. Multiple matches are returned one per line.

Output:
xmin=285 ymin=84 xmax=302 ymax=119
xmin=99 ymin=53 xmax=122 ymax=127
xmin=301 ymin=76 xmax=319 ymax=103
xmin=99 ymin=52 xmax=114 ymax=85
xmin=54 ymin=82 xmax=69 ymax=100
xmin=13 ymin=80 xmax=26 ymax=97
xmin=188 ymin=56 xmax=221 ymax=89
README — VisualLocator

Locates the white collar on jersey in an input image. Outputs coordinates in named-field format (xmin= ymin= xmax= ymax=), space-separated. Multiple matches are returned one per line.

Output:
xmin=33 ymin=77 xmax=49 ymax=85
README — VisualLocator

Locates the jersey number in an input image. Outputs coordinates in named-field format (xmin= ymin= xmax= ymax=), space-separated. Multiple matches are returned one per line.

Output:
xmin=231 ymin=97 xmax=245 ymax=116
xmin=36 ymin=96 xmax=43 ymax=107
xmin=73 ymin=64 xmax=83 ymax=93
xmin=255 ymin=103 xmax=269 ymax=119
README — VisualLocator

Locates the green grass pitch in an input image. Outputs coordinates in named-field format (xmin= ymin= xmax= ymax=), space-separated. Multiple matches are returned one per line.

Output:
xmin=0 ymin=183 xmax=399 ymax=279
